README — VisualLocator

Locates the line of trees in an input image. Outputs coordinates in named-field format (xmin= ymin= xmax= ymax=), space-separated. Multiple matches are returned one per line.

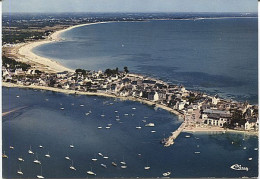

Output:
xmin=3 ymin=56 xmax=31 ymax=71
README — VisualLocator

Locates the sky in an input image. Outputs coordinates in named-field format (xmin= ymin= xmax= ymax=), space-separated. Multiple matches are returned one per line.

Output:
xmin=2 ymin=0 xmax=258 ymax=13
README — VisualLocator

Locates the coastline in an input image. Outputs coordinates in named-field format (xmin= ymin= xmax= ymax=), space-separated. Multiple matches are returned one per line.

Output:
xmin=2 ymin=82 xmax=184 ymax=119
xmin=16 ymin=22 xmax=110 ymax=73
xmin=3 ymin=82 xmax=258 ymax=136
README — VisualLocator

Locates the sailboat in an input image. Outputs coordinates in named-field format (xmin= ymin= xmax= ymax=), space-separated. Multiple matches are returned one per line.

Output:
xmin=136 ymin=122 xmax=142 ymax=129
xmin=28 ymin=146 xmax=34 ymax=154
xmin=33 ymin=153 xmax=41 ymax=164
xmin=2 ymin=151 xmax=8 ymax=158
xmin=101 ymin=164 xmax=107 ymax=168
xmin=120 ymin=156 xmax=127 ymax=168
xmin=98 ymin=152 xmax=103 ymax=157
xmin=17 ymin=165 xmax=23 ymax=175
xmin=65 ymin=152 xmax=70 ymax=160
xmin=9 ymin=146 xmax=14 ymax=149
xmin=18 ymin=156 xmax=24 ymax=162
xmin=112 ymin=162 xmax=118 ymax=167
xmin=70 ymin=160 xmax=76 ymax=171
xmin=45 ymin=152 xmax=51 ymax=158
xmin=144 ymin=160 xmax=150 ymax=170
xmin=70 ymin=143 xmax=74 ymax=148
xmin=36 ymin=166 xmax=44 ymax=178
xmin=87 ymin=167 xmax=96 ymax=175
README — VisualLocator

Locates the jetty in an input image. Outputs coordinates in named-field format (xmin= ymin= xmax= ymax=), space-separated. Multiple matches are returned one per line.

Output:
xmin=162 ymin=121 xmax=186 ymax=147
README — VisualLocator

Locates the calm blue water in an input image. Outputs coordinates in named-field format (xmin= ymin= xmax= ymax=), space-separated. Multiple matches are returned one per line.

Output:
xmin=33 ymin=18 xmax=258 ymax=104
xmin=2 ymin=87 xmax=258 ymax=178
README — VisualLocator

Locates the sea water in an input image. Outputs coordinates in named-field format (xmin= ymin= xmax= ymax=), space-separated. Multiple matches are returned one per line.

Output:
xmin=33 ymin=17 xmax=258 ymax=104
xmin=4 ymin=14 xmax=258 ymax=178
xmin=2 ymin=87 xmax=258 ymax=178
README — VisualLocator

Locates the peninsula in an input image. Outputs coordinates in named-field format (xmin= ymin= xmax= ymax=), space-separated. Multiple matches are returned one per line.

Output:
xmin=2 ymin=14 xmax=258 ymax=147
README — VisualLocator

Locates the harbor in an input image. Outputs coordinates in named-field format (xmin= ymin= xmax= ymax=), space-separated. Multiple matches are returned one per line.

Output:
xmin=2 ymin=87 xmax=258 ymax=178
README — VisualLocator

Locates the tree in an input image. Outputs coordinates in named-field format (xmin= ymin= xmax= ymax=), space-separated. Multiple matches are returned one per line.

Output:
xmin=230 ymin=109 xmax=245 ymax=127
xmin=124 ymin=66 xmax=129 ymax=73
xmin=75 ymin=69 xmax=86 ymax=75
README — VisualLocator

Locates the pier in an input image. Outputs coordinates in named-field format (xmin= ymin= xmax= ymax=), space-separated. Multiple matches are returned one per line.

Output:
xmin=162 ymin=121 xmax=186 ymax=147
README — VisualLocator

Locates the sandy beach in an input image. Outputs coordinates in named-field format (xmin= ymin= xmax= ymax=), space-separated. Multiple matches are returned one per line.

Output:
xmin=16 ymin=22 xmax=109 ymax=73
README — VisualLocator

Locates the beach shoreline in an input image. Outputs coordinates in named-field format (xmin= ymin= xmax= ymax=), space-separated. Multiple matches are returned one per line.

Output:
xmin=2 ymin=82 xmax=184 ymax=119
xmin=3 ymin=82 xmax=258 ymax=136
xmin=15 ymin=22 xmax=110 ymax=73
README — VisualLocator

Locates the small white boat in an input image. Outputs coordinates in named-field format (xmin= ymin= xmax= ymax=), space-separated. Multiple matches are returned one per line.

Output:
xmin=87 ymin=168 xmax=96 ymax=176
xmin=17 ymin=165 xmax=23 ymax=175
xmin=144 ymin=116 xmax=148 ymax=118
xmin=18 ymin=157 xmax=24 ymax=162
xmin=136 ymin=126 xmax=142 ymax=129
xmin=98 ymin=152 xmax=103 ymax=157
xmin=28 ymin=146 xmax=34 ymax=154
xmin=121 ymin=165 xmax=127 ymax=169
xmin=98 ymin=126 xmax=102 ymax=129
xmin=70 ymin=160 xmax=76 ymax=171
xmin=138 ymin=153 xmax=141 ymax=156
xmin=243 ymin=147 xmax=247 ymax=150
xmin=142 ymin=120 xmax=146 ymax=123
xmin=33 ymin=159 xmax=41 ymax=164
xmin=116 ymin=115 xmax=120 ymax=118
xmin=115 ymin=111 xmax=118 ymax=113
xmin=185 ymin=135 xmax=191 ymax=138
xmin=101 ymin=114 xmax=105 ymax=117
xmin=112 ymin=162 xmax=117 ymax=167
xmin=144 ymin=166 xmax=150 ymax=170
xmin=60 ymin=107 xmax=64 ymax=110
xmin=151 ymin=130 xmax=156 ymax=133
xmin=116 ymin=119 xmax=120 ymax=121
xmin=45 ymin=152 xmax=51 ymax=158
xmin=145 ymin=123 xmax=155 ymax=127
xmin=107 ymin=123 xmax=112 ymax=126
xmin=80 ymin=104 xmax=84 ymax=107
xmin=39 ymin=145 xmax=43 ymax=148
xmin=163 ymin=172 xmax=171 ymax=176
xmin=132 ymin=107 xmax=136 ymax=110
xmin=254 ymin=148 xmax=258 ymax=150
xmin=2 ymin=151 xmax=8 ymax=158
xmin=103 ymin=156 xmax=109 ymax=159
xmin=65 ymin=156 xmax=70 ymax=160
xmin=92 ymin=158 xmax=98 ymax=161
xmin=16 ymin=95 xmax=20 ymax=98
xmin=70 ymin=144 xmax=74 ymax=148
xmin=120 ymin=161 xmax=126 ymax=165
xmin=9 ymin=146 xmax=14 ymax=149
xmin=230 ymin=164 xmax=249 ymax=171
xmin=37 ymin=166 xmax=44 ymax=178
xmin=194 ymin=152 xmax=200 ymax=154
xmin=85 ymin=113 xmax=90 ymax=116
xmin=33 ymin=153 xmax=41 ymax=164
xmin=101 ymin=164 xmax=107 ymax=168
xmin=105 ymin=126 xmax=111 ymax=129
xmin=248 ymin=158 xmax=253 ymax=161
